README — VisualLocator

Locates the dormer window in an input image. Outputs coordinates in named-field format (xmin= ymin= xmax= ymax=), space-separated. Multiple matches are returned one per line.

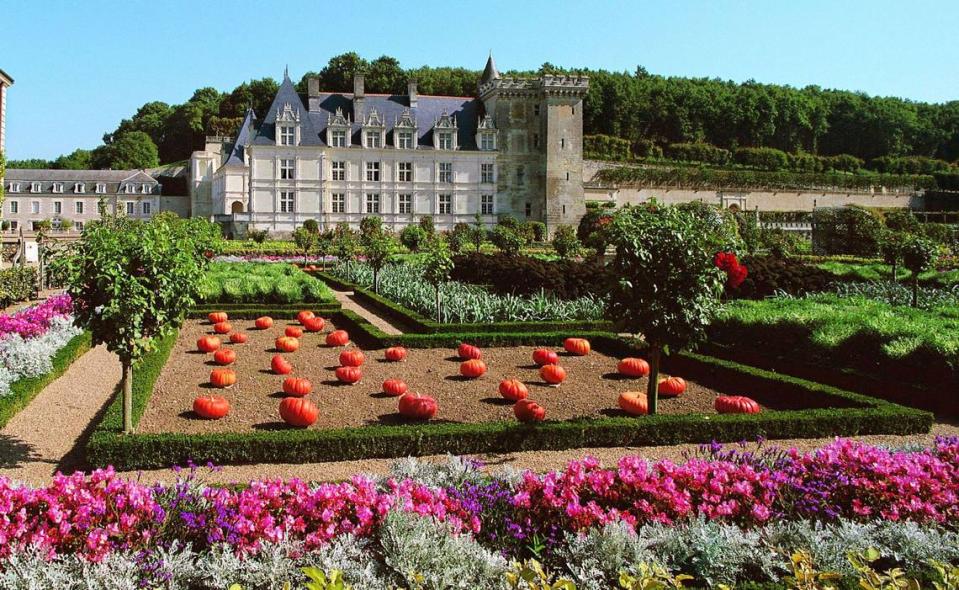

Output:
xmin=96 ymin=183 xmax=106 ymax=194
xmin=275 ymin=102 xmax=301 ymax=147
xmin=476 ymin=115 xmax=497 ymax=151
xmin=8 ymin=183 xmax=20 ymax=193
xmin=365 ymin=131 xmax=381 ymax=148
xmin=394 ymin=110 xmax=417 ymax=150
xmin=141 ymin=183 xmax=151 ymax=194
xmin=326 ymin=107 xmax=351 ymax=148
xmin=279 ymin=126 xmax=294 ymax=146
xmin=74 ymin=183 xmax=85 ymax=193
xmin=31 ymin=182 xmax=41 ymax=193
xmin=432 ymin=111 xmax=458 ymax=151
xmin=362 ymin=108 xmax=385 ymax=150
xmin=125 ymin=184 xmax=136 ymax=194
xmin=397 ymin=131 xmax=414 ymax=149
xmin=438 ymin=132 xmax=454 ymax=150
xmin=480 ymin=134 xmax=496 ymax=151
xmin=330 ymin=130 xmax=347 ymax=147
xmin=52 ymin=183 xmax=63 ymax=194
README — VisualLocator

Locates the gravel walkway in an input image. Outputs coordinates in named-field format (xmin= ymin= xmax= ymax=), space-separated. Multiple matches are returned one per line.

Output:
xmin=121 ymin=420 xmax=959 ymax=485
xmin=0 ymin=345 xmax=121 ymax=485
xmin=330 ymin=287 xmax=404 ymax=335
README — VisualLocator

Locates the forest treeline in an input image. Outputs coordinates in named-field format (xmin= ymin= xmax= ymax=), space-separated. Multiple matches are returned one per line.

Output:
xmin=9 ymin=52 xmax=959 ymax=170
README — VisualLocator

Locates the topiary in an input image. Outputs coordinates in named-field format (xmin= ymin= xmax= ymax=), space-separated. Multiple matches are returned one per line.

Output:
xmin=400 ymin=225 xmax=428 ymax=252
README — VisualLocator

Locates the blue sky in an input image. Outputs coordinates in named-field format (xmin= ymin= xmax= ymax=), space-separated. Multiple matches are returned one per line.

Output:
xmin=3 ymin=0 xmax=959 ymax=160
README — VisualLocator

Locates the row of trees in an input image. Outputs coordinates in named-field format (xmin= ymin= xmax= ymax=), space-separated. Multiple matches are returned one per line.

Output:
xmin=12 ymin=53 xmax=959 ymax=169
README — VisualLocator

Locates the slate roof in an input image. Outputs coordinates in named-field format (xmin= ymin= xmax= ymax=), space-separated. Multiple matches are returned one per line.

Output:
xmin=4 ymin=170 xmax=157 ymax=194
xmin=225 ymin=108 xmax=256 ymax=166
xmin=250 ymin=73 xmax=484 ymax=150
xmin=481 ymin=54 xmax=499 ymax=84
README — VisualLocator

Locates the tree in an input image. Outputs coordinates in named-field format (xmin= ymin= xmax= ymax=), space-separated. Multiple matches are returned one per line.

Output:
xmin=53 ymin=149 xmax=93 ymax=170
xmin=879 ymin=230 xmax=906 ymax=281
xmin=901 ymin=235 xmax=936 ymax=307
xmin=400 ymin=224 xmax=428 ymax=252
xmin=422 ymin=237 xmax=453 ymax=322
xmin=606 ymin=204 xmax=728 ymax=414
xmin=95 ymin=132 xmax=160 ymax=170
xmin=551 ymin=225 xmax=581 ymax=259
xmin=302 ymin=218 xmax=319 ymax=235
xmin=292 ymin=226 xmax=318 ymax=265
xmin=364 ymin=229 xmax=396 ymax=294
xmin=359 ymin=215 xmax=383 ymax=241
xmin=490 ymin=225 xmax=523 ymax=256
xmin=469 ymin=213 xmax=486 ymax=252
xmin=419 ymin=215 xmax=435 ymax=236
xmin=65 ymin=215 xmax=219 ymax=433
xmin=332 ymin=222 xmax=358 ymax=280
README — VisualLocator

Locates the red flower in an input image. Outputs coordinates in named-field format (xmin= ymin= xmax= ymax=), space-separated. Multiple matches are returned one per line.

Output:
xmin=714 ymin=251 xmax=747 ymax=289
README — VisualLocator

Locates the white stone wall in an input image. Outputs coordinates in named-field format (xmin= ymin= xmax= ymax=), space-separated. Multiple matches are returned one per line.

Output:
xmin=2 ymin=192 xmax=162 ymax=232
xmin=0 ymin=83 xmax=7 ymax=155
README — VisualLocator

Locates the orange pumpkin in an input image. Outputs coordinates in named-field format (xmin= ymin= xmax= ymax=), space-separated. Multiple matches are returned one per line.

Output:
xmin=715 ymin=395 xmax=761 ymax=414
xmin=279 ymin=397 xmax=319 ymax=427
xmin=460 ymin=359 xmax=487 ymax=379
xmin=339 ymin=349 xmax=365 ymax=367
xmin=285 ymin=326 xmax=304 ymax=338
xmin=540 ymin=364 xmax=567 ymax=386
xmin=213 ymin=348 xmax=237 ymax=366
xmin=457 ymin=343 xmax=482 ymax=360
xmin=532 ymin=348 xmax=559 ymax=366
xmin=213 ymin=322 xmax=233 ymax=335
xmin=193 ymin=395 xmax=230 ymax=419
xmin=210 ymin=368 xmax=237 ymax=388
xmin=275 ymin=336 xmax=300 ymax=353
xmin=514 ymin=399 xmax=546 ymax=422
xmin=297 ymin=310 xmax=315 ymax=325
xmin=271 ymin=354 xmax=293 ymax=375
xmin=499 ymin=378 xmax=529 ymax=402
xmin=618 ymin=358 xmax=650 ymax=378
xmin=208 ymin=311 xmax=229 ymax=324
xmin=335 ymin=366 xmax=362 ymax=384
xmin=255 ymin=316 xmax=274 ymax=330
xmin=229 ymin=332 xmax=248 ymax=344
xmin=303 ymin=317 xmax=326 ymax=332
xmin=382 ymin=378 xmax=408 ymax=397
xmin=398 ymin=392 xmax=438 ymax=420
xmin=618 ymin=391 xmax=649 ymax=416
xmin=326 ymin=330 xmax=350 ymax=347
xmin=197 ymin=335 xmax=221 ymax=353
xmin=385 ymin=346 xmax=407 ymax=362
xmin=282 ymin=377 xmax=313 ymax=397
xmin=563 ymin=338 xmax=591 ymax=356
xmin=658 ymin=376 xmax=686 ymax=398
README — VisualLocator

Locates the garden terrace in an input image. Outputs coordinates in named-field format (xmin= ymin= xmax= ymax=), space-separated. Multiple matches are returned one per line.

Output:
xmin=85 ymin=308 xmax=931 ymax=470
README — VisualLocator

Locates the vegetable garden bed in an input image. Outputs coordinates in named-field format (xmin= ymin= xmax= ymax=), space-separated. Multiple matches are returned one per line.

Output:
xmin=85 ymin=310 xmax=931 ymax=470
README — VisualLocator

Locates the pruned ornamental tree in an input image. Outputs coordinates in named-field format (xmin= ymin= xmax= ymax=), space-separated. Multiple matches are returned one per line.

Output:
xmin=422 ymin=236 xmax=453 ymax=322
xmin=902 ymin=234 xmax=936 ymax=307
xmin=606 ymin=204 xmax=729 ymax=414
xmin=66 ymin=214 xmax=221 ymax=433
xmin=292 ymin=226 xmax=318 ymax=265
xmin=362 ymin=224 xmax=396 ymax=294
xmin=332 ymin=222 xmax=358 ymax=281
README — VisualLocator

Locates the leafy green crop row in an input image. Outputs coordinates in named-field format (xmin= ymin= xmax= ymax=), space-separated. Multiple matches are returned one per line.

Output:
xmin=197 ymin=262 xmax=334 ymax=304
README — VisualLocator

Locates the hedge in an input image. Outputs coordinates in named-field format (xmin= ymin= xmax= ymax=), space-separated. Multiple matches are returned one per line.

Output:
xmin=190 ymin=302 xmax=342 ymax=320
xmin=0 ymin=331 xmax=92 ymax=429
xmin=84 ymin=308 xmax=931 ymax=470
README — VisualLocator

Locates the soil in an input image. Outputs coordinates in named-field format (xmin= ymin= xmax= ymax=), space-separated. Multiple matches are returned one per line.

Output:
xmin=137 ymin=318 xmax=787 ymax=435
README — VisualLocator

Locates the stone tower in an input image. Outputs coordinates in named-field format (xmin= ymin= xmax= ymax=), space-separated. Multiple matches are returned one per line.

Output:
xmin=478 ymin=54 xmax=588 ymax=231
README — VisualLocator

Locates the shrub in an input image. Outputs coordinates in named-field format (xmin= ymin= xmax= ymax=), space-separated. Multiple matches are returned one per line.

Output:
xmin=734 ymin=147 xmax=790 ymax=171
xmin=247 ymin=229 xmax=269 ymax=243
xmin=418 ymin=215 xmax=435 ymax=236
xmin=496 ymin=215 xmax=520 ymax=229
xmin=584 ymin=134 xmax=632 ymax=161
xmin=0 ymin=267 xmax=37 ymax=308
xmin=447 ymin=222 xmax=472 ymax=254
xmin=869 ymin=156 xmax=952 ymax=175
xmin=825 ymin=154 xmax=864 ymax=172
xmin=812 ymin=206 xmax=884 ymax=256
xmin=399 ymin=225 xmax=427 ymax=252
xmin=632 ymin=138 xmax=663 ymax=159
xmin=490 ymin=226 xmax=523 ymax=255
xmin=665 ymin=142 xmax=731 ymax=165
xmin=302 ymin=219 xmax=319 ymax=234
xmin=198 ymin=263 xmax=334 ymax=303
xmin=551 ymin=225 xmax=581 ymax=259
xmin=732 ymin=256 xmax=837 ymax=299
xmin=789 ymin=152 xmax=826 ymax=173
xmin=450 ymin=252 xmax=613 ymax=299
xmin=527 ymin=221 xmax=547 ymax=243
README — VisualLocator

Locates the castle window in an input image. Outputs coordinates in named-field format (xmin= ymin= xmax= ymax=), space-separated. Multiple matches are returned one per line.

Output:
xmin=534 ymin=104 xmax=540 ymax=116
xmin=533 ymin=134 xmax=539 ymax=148
xmin=516 ymin=165 xmax=525 ymax=185
xmin=438 ymin=131 xmax=454 ymax=150
xmin=480 ymin=133 xmax=495 ymax=151
xmin=8 ymin=183 xmax=20 ymax=193
xmin=438 ymin=194 xmax=452 ymax=215
xmin=331 ymin=161 xmax=346 ymax=181
xmin=125 ymin=184 xmax=136 ymax=194
xmin=75 ymin=201 xmax=84 ymax=214
xmin=365 ymin=131 xmax=381 ymax=149
xmin=280 ymin=159 xmax=295 ymax=180
xmin=397 ymin=131 xmax=414 ymax=149
xmin=525 ymin=202 xmax=532 ymax=217
xmin=142 ymin=202 xmax=152 ymax=215
xmin=8 ymin=221 xmax=17 ymax=230
xmin=330 ymin=130 xmax=347 ymax=147
xmin=398 ymin=193 xmax=412 ymax=214
xmin=31 ymin=183 xmax=41 ymax=193
xmin=331 ymin=193 xmax=346 ymax=213
xmin=8 ymin=201 xmax=17 ymax=214
xmin=398 ymin=162 xmax=413 ymax=182
xmin=75 ymin=222 xmax=83 ymax=231
xmin=481 ymin=194 xmax=494 ymax=215
xmin=31 ymin=201 xmax=40 ymax=214
xmin=279 ymin=126 xmax=295 ymax=146
xmin=561 ymin=138 xmax=566 ymax=149
xmin=439 ymin=162 xmax=452 ymax=183
xmin=52 ymin=183 xmax=63 ymax=194
xmin=366 ymin=162 xmax=381 ymax=182
xmin=365 ymin=193 xmax=381 ymax=214
xmin=481 ymin=163 xmax=494 ymax=184
xmin=279 ymin=191 xmax=295 ymax=213
xmin=96 ymin=183 xmax=106 ymax=194
xmin=126 ymin=201 xmax=135 ymax=216
xmin=74 ymin=183 xmax=85 ymax=193
xmin=54 ymin=201 xmax=62 ymax=215
xmin=142 ymin=183 xmax=151 ymax=194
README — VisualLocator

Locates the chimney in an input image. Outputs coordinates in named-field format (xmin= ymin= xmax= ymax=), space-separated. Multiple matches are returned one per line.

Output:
xmin=307 ymin=77 xmax=320 ymax=97
xmin=408 ymin=80 xmax=418 ymax=108
xmin=353 ymin=73 xmax=365 ymax=120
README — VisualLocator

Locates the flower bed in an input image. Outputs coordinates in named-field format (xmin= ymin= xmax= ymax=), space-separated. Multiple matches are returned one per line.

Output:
xmin=4 ymin=440 xmax=959 ymax=588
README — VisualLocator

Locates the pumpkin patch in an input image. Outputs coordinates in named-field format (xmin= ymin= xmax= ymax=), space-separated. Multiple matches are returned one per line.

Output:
xmin=207 ymin=312 xmax=228 ymax=324
xmin=339 ymin=349 xmax=365 ymax=367
xmin=532 ymin=348 xmax=559 ymax=366
xmin=618 ymin=391 xmax=649 ymax=416
xmin=196 ymin=336 xmax=221 ymax=353
xmin=193 ymin=395 xmax=230 ymax=420
xmin=303 ymin=317 xmax=326 ymax=332
xmin=382 ymin=378 xmax=408 ymax=397
xmin=279 ymin=397 xmax=318 ymax=427
xmin=514 ymin=399 xmax=546 ymax=422
xmin=540 ymin=363 xmax=567 ymax=385
xmin=275 ymin=337 xmax=300 ymax=353
xmin=457 ymin=343 xmax=482 ymax=360
xmin=618 ymin=357 xmax=650 ymax=378
xmin=398 ymin=392 xmax=438 ymax=420
xmin=499 ymin=378 xmax=529 ymax=402
xmin=209 ymin=368 xmax=236 ymax=389
xmin=384 ymin=346 xmax=407 ymax=362
xmin=459 ymin=359 xmax=487 ymax=379
xmin=325 ymin=330 xmax=350 ymax=347
xmin=282 ymin=377 xmax=313 ymax=397
xmin=285 ymin=326 xmax=304 ymax=338
xmin=271 ymin=355 xmax=293 ymax=375
xmin=212 ymin=322 xmax=232 ymax=335
xmin=335 ymin=366 xmax=362 ymax=384
xmin=213 ymin=349 xmax=236 ymax=366
xmin=658 ymin=376 xmax=687 ymax=398
xmin=715 ymin=395 xmax=761 ymax=414
xmin=563 ymin=338 xmax=591 ymax=356
xmin=229 ymin=332 xmax=248 ymax=344
xmin=254 ymin=316 xmax=274 ymax=330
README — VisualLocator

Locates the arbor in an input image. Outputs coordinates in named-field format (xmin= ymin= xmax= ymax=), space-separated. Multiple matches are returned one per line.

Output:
xmin=901 ymin=235 xmax=936 ymax=307
xmin=606 ymin=205 xmax=728 ymax=414
xmin=422 ymin=237 xmax=453 ymax=322
xmin=65 ymin=215 xmax=220 ymax=433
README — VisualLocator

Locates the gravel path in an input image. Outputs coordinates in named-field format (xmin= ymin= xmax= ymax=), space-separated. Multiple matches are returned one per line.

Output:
xmin=0 ymin=345 xmax=121 ymax=485
xmin=119 ymin=420 xmax=959 ymax=485
xmin=330 ymin=287 xmax=404 ymax=335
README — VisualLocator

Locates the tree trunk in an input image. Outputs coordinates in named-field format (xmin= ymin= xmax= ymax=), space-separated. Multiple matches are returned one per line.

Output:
xmin=373 ymin=268 xmax=379 ymax=294
xmin=891 ymin=261 xmax=898 ymax=282
xmin=435 ymin=288 xmax=441 ymax=323
xmin=912 ymin=277 xmax=919 ymax=308
xmin=122 ymin=358 xmax=133 ymax=434
xmin=646 ymin=346 xmax=661 ymax=415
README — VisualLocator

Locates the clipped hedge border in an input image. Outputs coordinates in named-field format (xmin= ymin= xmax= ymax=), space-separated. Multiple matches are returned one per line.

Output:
xmin=310 ymin=270 xmax=613 ymax=335
xmin=0 ymin=331 xmax=92 ymax=429
xmin=190 ymin=303 xmax=341 ymax=320
xmin=84 ymin=308 xmax=931 ymax=470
